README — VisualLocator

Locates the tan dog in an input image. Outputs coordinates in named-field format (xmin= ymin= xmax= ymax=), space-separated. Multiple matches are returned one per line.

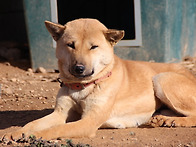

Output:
xmin=4 ymin=18 xmax=196 ymax=140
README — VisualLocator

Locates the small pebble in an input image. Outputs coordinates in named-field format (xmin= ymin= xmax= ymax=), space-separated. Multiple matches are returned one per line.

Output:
xmin=0 ymin=98 xmax=3 ymax=105
xmin=4 ymin=62 xmax=11 ymax=66
xmin=10 ymin=78 xmax=17 ymax=82
xmin=27 ymin=68 xmax=34 ymax=73
xmin=36 ymin=67 xmax=47 ymax=73
xmin=130 ymin=131 xmax=136 ymax=136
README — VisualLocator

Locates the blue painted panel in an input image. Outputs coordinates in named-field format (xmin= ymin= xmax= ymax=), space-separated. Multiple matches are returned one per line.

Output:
xmin=115 ymin=0 xmax=167 ymax=62
xmin=23 ymin=0 xmax=57 ymax=69
xmin=115 ymin=0 xmax=196 ymax=63
xmin=180 ymin=1 xmax=196 ymax=58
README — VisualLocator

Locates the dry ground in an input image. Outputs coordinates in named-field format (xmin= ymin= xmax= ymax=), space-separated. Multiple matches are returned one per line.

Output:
xmin=0 ymin=57 xmax=196 ymax=146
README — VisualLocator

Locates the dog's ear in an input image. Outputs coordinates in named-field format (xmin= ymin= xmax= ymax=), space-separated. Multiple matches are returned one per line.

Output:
xmin=45 ymin=21 xmax=65 ymax=41
xmin=104 ymin=29 xmax=124 ymax=46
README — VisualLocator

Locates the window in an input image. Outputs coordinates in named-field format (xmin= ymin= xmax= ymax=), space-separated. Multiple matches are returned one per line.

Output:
xmin=51 ymin=0 xmax=142 ymax=47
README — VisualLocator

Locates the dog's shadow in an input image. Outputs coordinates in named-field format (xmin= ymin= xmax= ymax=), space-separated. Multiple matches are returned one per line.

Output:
xmin=0 ymin=109 xmax=154 ymax=130
xmin=0 ymin=109 xmax=53 ymax=129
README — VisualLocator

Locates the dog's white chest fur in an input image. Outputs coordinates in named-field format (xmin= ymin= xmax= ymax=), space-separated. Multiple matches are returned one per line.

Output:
xmin=68 ymin=87 xmax=93 ymax=103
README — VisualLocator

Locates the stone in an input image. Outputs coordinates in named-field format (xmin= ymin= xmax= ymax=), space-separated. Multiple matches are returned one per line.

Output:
xmin=36 ymin=67 xmax=47 ymax=73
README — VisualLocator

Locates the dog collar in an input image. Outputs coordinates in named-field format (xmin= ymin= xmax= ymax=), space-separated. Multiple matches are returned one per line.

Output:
xmin=58 ymin=72 xmax=112 ymax=90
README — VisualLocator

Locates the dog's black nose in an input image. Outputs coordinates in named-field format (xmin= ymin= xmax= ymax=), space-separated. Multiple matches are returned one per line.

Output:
xmin=74 ymin=64 xmax=85 ymax=74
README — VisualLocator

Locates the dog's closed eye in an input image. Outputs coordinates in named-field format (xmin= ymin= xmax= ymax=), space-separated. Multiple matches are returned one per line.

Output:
xmin=67 ymin=42 xmax=75 ymax=49
xmin=90 ymin=45 xmax=98 ymax=50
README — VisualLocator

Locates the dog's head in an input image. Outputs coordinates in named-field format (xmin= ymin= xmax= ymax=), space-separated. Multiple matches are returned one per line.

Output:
xmin=45 ymin=18 xmax=124 ymax=82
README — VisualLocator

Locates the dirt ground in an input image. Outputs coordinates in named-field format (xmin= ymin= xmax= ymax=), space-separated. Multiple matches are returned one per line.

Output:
xmin=0 ymin=57 xmax=196 ymax=146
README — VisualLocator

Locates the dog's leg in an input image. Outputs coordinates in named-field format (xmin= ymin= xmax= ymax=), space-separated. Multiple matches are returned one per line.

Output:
xmin=150 ymin=72 xmax=196 ymax=127
xmin=31 ymin=98 xmax=113 ymax=140
xmin=32 ymin=116 xmax=99 ymax=140
xmin=27 ymin=89 xmax=114 ymax=140
xmin=4 ymin=87 xmax=76 ymax=140
xmin=7 ymin=87 xmax=114 ymax=140
xmin=5 ymin=111 xmax=65 ymax=140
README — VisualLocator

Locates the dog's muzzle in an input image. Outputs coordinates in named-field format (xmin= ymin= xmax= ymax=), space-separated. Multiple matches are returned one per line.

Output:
xmin=74 ymin=64 xmax=85 ymax=74
xmin=70 ymin=64 xmax=94 ymax=78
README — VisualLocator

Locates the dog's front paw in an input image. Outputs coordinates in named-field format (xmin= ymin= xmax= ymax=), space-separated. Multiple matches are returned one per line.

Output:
xmin=1 ymin=132 xmax=12 ymax=143
xmin=149 ymin=115 xmax=176 ymax=127
xmin=2 ymin=130 xmax=29 ymax=142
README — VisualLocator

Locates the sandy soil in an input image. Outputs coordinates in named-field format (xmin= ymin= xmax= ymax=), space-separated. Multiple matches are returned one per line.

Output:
xmin=0 ymin=58 xmax=196 ymax=146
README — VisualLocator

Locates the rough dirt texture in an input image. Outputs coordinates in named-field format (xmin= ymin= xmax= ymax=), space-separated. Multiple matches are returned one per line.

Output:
xmin=0 ymin=57 xmax=196 ymax=146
